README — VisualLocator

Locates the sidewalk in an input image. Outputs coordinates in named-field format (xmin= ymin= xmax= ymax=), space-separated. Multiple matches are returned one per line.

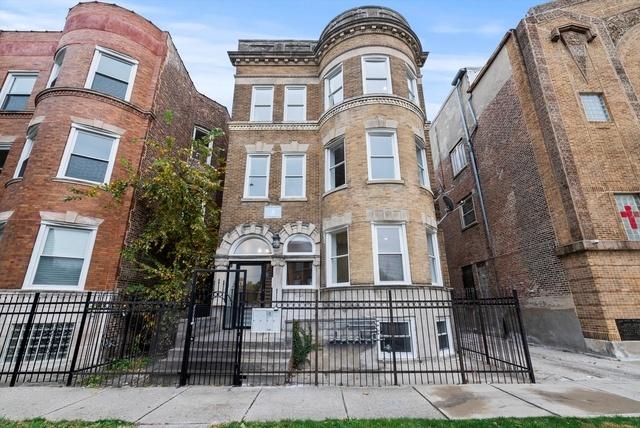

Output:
xmin=1 ymin=381 xmax=639 ymax=427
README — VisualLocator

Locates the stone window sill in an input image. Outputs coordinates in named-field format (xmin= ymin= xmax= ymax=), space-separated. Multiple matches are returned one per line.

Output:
xmin=461 ymin=221 xmax=479 ymax=232
xmin=322 ymin=184 xmax=349 ymax=198
xmin=280 ymin=197 xmax=308 ymax=202
xmin=366 ymin=179 xmax=405 ymax=185
xmin=241 ymin=197 xmax=269 ymax=202
xmin=51 ymin=177 xmax=100 ymax=188
xmin=4 ymin=177 xmax=22 ymax=188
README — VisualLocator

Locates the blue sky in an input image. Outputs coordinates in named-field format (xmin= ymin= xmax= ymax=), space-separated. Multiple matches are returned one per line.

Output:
xmin=1 ymin=0 xmax=537 ymax=119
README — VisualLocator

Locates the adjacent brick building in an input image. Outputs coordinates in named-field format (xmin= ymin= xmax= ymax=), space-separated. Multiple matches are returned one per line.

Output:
xmin=0 ymin=2 xmax=228 ymax=291
xmin=430 ymin=0 xmax=640 ymax=357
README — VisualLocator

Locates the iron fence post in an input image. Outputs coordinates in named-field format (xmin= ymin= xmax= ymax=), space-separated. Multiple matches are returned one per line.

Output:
xmin=387 ymin=289 xmax=398 ymax=386
xmin=232 ymin=270 xmax=246 ymax=387
xmin=66 ymin=292 xmax=92 ymax=386
xmin=452 ymin=294 xmax=468 ymax=384
xmin=10 ymin=292 xmax=40 ymax=387
xmin=119 ymin=305 xmax=133 ymax=359
xmin=512 ymin=289 xmax=535 ymax=383
xmin=314 ymin=289 xmax=319 ymax=386
xmin=475 ymin=292 xmax=491 ymax=365
xmin=179 ymin=272 xmax=198 ymax=386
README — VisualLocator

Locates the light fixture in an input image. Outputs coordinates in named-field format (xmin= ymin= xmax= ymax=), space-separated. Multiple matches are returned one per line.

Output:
xmin=272 ymin=233 xmax=281 ymax=249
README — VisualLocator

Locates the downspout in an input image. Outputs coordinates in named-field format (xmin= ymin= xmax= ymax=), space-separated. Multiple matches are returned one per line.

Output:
xmin=453 ymin=72 xmax=495 ymax=259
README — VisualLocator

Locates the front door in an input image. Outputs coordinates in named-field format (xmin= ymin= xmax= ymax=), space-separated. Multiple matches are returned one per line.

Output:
xmin=227 ymin=261 xmax=271 ymax=328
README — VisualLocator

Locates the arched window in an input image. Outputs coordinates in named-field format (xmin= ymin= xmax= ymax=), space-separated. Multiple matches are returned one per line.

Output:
xmin=232 ymin=236 xmax=272 ymax=256
xmin=284 ymin=234 xmax=314 ymax=255
xmin=283 ymin=234 xmax=315 ymax=288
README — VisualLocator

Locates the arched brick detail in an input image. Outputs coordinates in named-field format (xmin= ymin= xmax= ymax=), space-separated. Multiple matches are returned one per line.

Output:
xmin=216 ymin=223 xmax=275 ymax=256
xmin=278 ymin=221 xmax=321 ymax=255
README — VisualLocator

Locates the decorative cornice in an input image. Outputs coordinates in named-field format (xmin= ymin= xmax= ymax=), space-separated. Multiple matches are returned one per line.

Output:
xmin=229 ymin=122 xmax=319 ymax=131
xmin=0 ymin=111 xmax=33 ymax=119
xmin=35 ymin=87 xmax=155 ymax=120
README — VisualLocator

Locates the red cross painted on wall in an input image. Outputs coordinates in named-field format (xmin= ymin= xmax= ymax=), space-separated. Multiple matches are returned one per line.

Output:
xmin=620 ymin=205 xmax=640 ymax=230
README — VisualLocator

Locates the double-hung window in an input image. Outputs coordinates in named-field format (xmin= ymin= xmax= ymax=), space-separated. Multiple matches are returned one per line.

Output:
xmin=58 ymin=125 xmax=119 ymax=184
xmin=415 ymin=137 xmax=429 ymax=188
xmin=0 ymin=143 xmax=9 ymax=175
xmin=284 ymin=235 xmax=315 ymax=288
xmin=362 ymin=56 xmax=391 ymax=94
xmin=450 ymin=141 xmax=468 ymax=176
xmin=325 ymin=138 xmax=346 ymax=191
xmin=326 ymin=228 xmax=349 ymax=286
xmin=460 ymin=195 xmax=477 ymax=229
xmin=436 ymin=318 xmax=452 ymax=354
xmin=367 ymin=130 xmax=400 ymax=181
xmin=372 ymin=224 xmax=410 ymax=285
xmin=24 ymin=224 xmax=97 ymax=290
xmin=426 ymin=229 xmax=442 ymax=286
xmin=580 ymin=93 xmax=610 ymax=122
xmin=47 ymin=48 xmax=66 ymax=88
xmin=14 ymin=125 xmax=39 ymax=179
xmin=284 ymin=86 xmax=306 ymax=122
xmin=378 ymin=320 xmax=415 ymax=359
xmin=86 ymin=47 xmax=138 ymax=101
xmin=406 ymin=66 xmax=418 ymax=103
xmin=324 ymin=65 xmax=343 ymax=109
xmin=250 ymin=86 xmax=274 ymax=122
xmin=244 ymin=154 xmax=270 ymax=199
xmin=0 ymin=72 xmax=37 ymax=111
xmin=281 ymin=154 xmax=306 ymax=199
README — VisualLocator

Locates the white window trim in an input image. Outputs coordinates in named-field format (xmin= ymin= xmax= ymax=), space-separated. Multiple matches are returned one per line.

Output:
xmin=451 ymin=141 xmax=468 ymax=177
xmin=243 ymin=153 xmax=271 ymax=199
xmin=325 ymin=226 xmax=350 ymax=288
xmin=377 ymin=317 xmax=418 ymax=360
xmin=283 ymin=260 xmax=316 ymax=289
xmin=281 ymin=153 xmax=306 ymax=199
xmin=324 ymin=64 xmax=343 ymax=111
xmin=84 ymin=46 xmax=138 ymax=102
xmin=56 ymin=124 xmax=120 ymax=185
xmin=250 ymin=86 xmax=274 ymax=122
xmin=0 ymin=142 xmax=11 ymax=174
xmin=22 ymin=221 xmax=98 ymax=291
xmin=361 ymin=55 xmax=393 ymax=95
xmin=283 ymin=85 xmax=307 ymax=122
xmin=324 ymin=138 xmax=347 ymax=192
xmin=460 ymin=195 xmax=477 ymax=229
xmin=13 ymin=125 xmax=39 ymax=179
xmin=416 ymin=138 xmax=430 ymax=188
xmin=0 ymin=71 xmax=39 ymax=110
xmin=46 ymin=47 xmax=67 ymax=89
xmin=436 ymin=316 xmax=454 ymax=356
xmin=426 ymin=228 xmax=443 ymax=287
xmin=366 ymin=129 xmax=401 ymax=181
xmin=406 ymin=65 xmax=418 ymax=103
xmin=371 ymin=223 xmax=411 ymax=286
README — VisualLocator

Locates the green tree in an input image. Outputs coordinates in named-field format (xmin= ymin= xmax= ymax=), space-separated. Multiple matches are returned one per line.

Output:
xmin=66 ymin=119 xmax=225 ymax=301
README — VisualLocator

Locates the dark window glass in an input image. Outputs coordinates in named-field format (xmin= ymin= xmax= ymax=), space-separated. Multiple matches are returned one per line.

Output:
xmin=91 ymin=73 xmax=128 ymax=100
xmin=286 ymin=261 xmax=312 ymax=286
xmin=0 ymin=149 xmax=8 ymax=172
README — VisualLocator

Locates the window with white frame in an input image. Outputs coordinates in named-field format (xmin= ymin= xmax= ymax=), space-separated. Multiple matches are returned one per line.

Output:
xmin=378 ymin=320 xmax=415 ymax=358
xmin=0 ymin=143 xmax=9 ymax=175
xmin=284 ymin=86 xmax=306 ymax=122
xmin=450 ymin=141 xmax=468 ymax=177
xmin=283 ymin=235 xmax=314 ymax=288
xmin=3 ymin=322 xmax=74 ymax=363
xmin=372 ymin=224 xmax=410 ymax=284
xmin=24 ymin=224 xmax=97 ymax=290
xmin=324 ymin=64 xmax=343 ymax=109
xmin=362 ymin=56 xmax=391 ymax=94
xmin=250 ymin=86 xmax=274 ymax=122
xmin=243 ymin=154 xmax=270 ymax=198
xmin=615 ymin=193 xmax=640 ymax=241
xmin=0 ymin=72 xmax=37 ymax=111
xmin=325 ymin=138 xmax=346 ymax=191
xmin=367 ymin=130 xmax=400 ymax=181
xmin=406 ymin=66 xmax=418 ymax=103
xmin=460 ymin=195 xmax=477 ymax=229
xmin=326 ymin=228 xmax=349 ymax=286
xmin=415 ymin=137 xmax=429 ymax=188
xmin=580 ymin=93 xmax=610 ymax=122
xmin=47 ymin=48 xmax=66 ymax=88
xmin=86 ymin=47 xmax=137 ymax=101
xmin=436 ymin=318 xmax=452 ymax=354
xmin=281 ymin=154 xmax=306 ymax=198
xmin=14 ymin=125 xmax=38 ymax=179
xmin=58 ymin=125 xmax=119 ymax=184
xmin=426 ymin=229 xmax=442 ymax=286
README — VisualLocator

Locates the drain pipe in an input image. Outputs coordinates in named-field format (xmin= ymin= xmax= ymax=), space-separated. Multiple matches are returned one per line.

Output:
xmin=453 ymin=70 xmax=495 ymax=259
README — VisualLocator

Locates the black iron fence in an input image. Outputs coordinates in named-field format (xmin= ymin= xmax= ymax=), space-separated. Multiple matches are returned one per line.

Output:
xmin=0 ymin=273 xmax=534 ymax=387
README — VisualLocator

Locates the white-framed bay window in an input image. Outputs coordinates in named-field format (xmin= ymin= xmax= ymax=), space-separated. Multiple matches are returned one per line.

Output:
xmin=362 ymin=55 xmax=392 ymax=94
xmin=406 ymin=65 xmax=418 ymax=103
xmin=243 ymin=154 xmax=270 ymax=199
xmin=366 ymin=129 xmax=400 ymax=181
xmin=324 ymin=64 xmax=343 ymax=110
xmin=250 ymin=86 xmax=274 ymax=122
xmin=23 ymin=223 xmax=98 ymax=291
xmin=57 ymin=124 xmax=119 ymax=184
xmin=284 ymin=85 xmax=307 ymax=122
xmin=281 ymin=153 xmax=306 ymax=199
xmin=325 ymin=227 xmax=350 ymax=287
xmin=283 ymin=234 xmax=315 ymax=289
xmin=47 ymin=48 xmax=67 ymax=88
xmin=372 ymin=223 xmax=411 ymax=285
xmin=14 ymin=124 xmax=39 ymax=179
xmin=415 ymin=137 xmax=429 ymax=188
xmin=325 ymin=137 xmax=346 ymax=191
xmin=85 ymin=46 xmax=138 ymax=101
xmin=426 ymin=229 xmax=442 ymax=286
xmin=0 ymin=72 xmax=38 ymax=111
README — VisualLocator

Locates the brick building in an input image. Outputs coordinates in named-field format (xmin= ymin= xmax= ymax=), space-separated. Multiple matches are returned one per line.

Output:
xmin=430 ymin=0 xmax=640 ymax=357
xmin=0 ymin=2 xmax=228 ymax=292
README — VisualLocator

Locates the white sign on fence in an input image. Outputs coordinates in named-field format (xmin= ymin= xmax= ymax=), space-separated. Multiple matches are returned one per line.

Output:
xmin=251 ymin=308 xmax=281 ymax=333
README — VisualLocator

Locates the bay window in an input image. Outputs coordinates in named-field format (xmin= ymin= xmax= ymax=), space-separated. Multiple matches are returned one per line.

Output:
xmin=86 ymin=47 xmax=138 ymax=101
xmin=366 ymin=130 xmax=400 ymax=181
xmin=324 ymin=65 xmax=343 ymax=109
xmin=326 ymin=228 xmax=349 ymax=287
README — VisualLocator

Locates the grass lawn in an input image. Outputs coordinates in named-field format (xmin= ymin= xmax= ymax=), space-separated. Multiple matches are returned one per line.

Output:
xmin=221 ymin=417 xmax=640 ymax=428
xmin=0 ymin=420 xmax=132 ymax=428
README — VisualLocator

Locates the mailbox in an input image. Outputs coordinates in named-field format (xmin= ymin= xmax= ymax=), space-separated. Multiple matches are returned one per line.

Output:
xmin=251 ymin=308 xmax=282 ymax=333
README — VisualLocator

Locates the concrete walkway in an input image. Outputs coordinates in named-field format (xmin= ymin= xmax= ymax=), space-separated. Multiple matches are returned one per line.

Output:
xmin=1 ymin=381 xmax=639 ymax=427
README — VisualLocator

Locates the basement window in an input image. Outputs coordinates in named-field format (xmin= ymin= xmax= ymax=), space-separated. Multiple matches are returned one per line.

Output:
xmin=0 ymin=72 xmax=38 ymax=111
xmin=86 ymin=46 xmax=138 ymax=101
xmin=378 ymin=320 xmax=415 ymax=359
xmin=3 ymin=322 xmax=75 ymax=363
